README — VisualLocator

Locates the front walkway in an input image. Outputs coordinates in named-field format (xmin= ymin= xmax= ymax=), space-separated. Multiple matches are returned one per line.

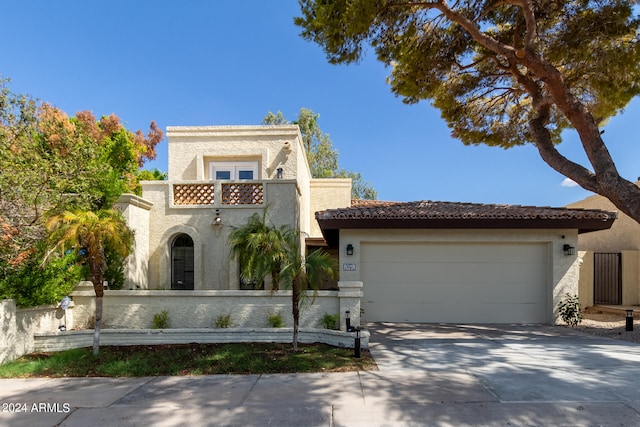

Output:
xmin=3 ymin=323 xmax=640 ymax=426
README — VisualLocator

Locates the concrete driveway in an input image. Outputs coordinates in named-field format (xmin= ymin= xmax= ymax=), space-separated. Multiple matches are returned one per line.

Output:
xmin=3 ymin=324 xmax=640 ymax=426
xmin=364 ymin=322 xmax=640 ymax=424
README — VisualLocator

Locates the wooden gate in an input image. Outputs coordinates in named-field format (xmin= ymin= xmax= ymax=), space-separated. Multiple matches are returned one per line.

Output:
xmin=594 ymin=252 xmax=621 ymax=305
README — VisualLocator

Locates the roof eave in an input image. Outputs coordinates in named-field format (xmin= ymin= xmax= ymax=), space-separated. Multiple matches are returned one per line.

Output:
xmin=317 ymin=217 xmax=615 ymax=247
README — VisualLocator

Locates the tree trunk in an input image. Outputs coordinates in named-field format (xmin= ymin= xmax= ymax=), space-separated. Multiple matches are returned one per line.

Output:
xmin=292 ymin=280 xmax=300 ymax=352
xmin=91 ymin=273 xmax=105 ymax=356
xmin=529 ymin=103 xmax=640 ymax=223
xmin=93 ymin=294 xmax=102 ymax=356
xmin=522 ymin=55 xmax=640 ymax=224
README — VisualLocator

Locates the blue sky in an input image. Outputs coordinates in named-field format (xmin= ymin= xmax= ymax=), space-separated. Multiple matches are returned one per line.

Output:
xmin=2 ymin=1 xmax=638 ymax=207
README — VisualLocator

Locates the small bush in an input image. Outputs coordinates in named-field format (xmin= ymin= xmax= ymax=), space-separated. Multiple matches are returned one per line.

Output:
xmin=558 ymin=293 xmax=582 ymax=327
xmin=267 ymin=311 xmax=284 ymax=328
xmin=319 ymin=313 xmax=339 ymax=330
xmin=0 ymin=249 xmax=84 ymax=308
xmin=214 ymin=313 xmax=232 ymax=328
xmin=152 ymin=310 xmax=170 ymax=329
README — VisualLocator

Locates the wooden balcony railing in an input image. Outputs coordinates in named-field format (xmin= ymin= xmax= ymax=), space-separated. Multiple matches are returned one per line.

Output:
xmin=172 ymin=182 xmax=264 ymax=206
xmin=173 ymin=183 xmax=215 ymax=205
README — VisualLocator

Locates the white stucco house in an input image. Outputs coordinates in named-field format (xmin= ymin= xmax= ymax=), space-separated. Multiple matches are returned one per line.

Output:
xmin=117 ymin=125 xmax=351 ymax=292
xmin=110 ymin=124 xmax=617 ymax=327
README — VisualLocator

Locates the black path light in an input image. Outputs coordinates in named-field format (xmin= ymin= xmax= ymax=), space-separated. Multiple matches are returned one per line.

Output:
xmin=354 ymin=327 xmax=361 ymax=358
xmin=627 ymin=310 xmax=634 ymax=332
xmin=345 ymin=310 xmax=352 ymax=331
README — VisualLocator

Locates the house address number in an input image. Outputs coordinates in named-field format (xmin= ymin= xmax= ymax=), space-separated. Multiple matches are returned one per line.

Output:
xmin=343 ymin=263 xmax=356 ymax=271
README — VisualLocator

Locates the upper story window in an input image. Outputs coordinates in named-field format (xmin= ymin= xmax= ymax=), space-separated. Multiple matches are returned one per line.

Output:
xmin=210 ymin=162 xmax=258 ymax=180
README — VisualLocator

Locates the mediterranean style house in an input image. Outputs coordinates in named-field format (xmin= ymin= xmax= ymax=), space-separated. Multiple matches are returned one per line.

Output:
xmin=119 ymin=125 xmax=351 ymax=292
xmin=111 ymin=124 xmax=617 ymax=326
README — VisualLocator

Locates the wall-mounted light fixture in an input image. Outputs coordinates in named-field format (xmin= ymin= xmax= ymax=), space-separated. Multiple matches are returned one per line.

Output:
xmin=563 ymin=244 xmax=575 ymax=256
xmin=213 ymin=209 xmax=222 ymax=226
xmin=346 ymin=244 xmax=354 ymax=256
xmin=276 ymin=167 xmax=283 ymax=179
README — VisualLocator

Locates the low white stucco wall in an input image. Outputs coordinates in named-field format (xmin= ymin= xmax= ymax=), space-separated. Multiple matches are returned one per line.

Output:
xmin=70 ymin=289 xmax=342 ymax=330
xmin=2 ymin=282 xmax=363 ymax=363
xmin=0 ymin=300 xmax=18 ymax=364
xmin=33 ymin=328 xmax=369 ymax=352
xmin=0 ymin=300 xmax=73 ymax=364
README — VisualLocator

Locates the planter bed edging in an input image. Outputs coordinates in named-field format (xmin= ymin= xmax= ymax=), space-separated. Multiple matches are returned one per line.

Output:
xmin=33 ymin=328 xmax=370 ymax=353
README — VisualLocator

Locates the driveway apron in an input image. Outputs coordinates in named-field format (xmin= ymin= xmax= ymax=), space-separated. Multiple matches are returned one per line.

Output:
xmin=367 ymin=322 xmax=640 ymax=402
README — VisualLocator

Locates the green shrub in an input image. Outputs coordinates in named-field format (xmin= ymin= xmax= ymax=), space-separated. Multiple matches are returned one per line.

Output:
xmin=558 ymin=293 xmax=582 ymax=327
xmin=214 ymin=313 xmax=232 ymax=328
xmin=0 ymin=249 xmax=84 ymax=308
xmin=267 ymin=311 xmax=284 ymax=328
xmin=103 ymin=244 xmax=126 ymax=290
xmin=319 ymin=313 xmax=339 ymax=330
xmin=152 ymin=310 xmax=170 ymax=329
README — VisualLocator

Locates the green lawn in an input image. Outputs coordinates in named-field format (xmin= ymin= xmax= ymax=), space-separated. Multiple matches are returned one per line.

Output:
xmin=0 ymin=343 xmax=377 ymax=378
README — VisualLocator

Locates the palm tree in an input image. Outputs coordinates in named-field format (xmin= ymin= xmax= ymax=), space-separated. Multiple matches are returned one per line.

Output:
xmin=46 ymin=209 xmax=133 ymax=355
xmin=228 ymin=210 xmax=289 ymax=290
xmin=229 ymin=210 xmax=335 ymax=351
xmin=280 ymin=229 xmax=335 ymax=351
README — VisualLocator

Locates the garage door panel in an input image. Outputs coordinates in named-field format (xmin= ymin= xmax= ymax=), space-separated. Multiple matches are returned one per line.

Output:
xmin=362 ymin=262 xmax=545 ymax=285
xmin=365 ymin=301 xmax=546 ymax=324
xmin=365 ymin=281 xmax=545 ymax=305
xmin=362 ymin=242 xmax=546 ymax=263
xmin=361 ymin=242 xmax=548 ymax=324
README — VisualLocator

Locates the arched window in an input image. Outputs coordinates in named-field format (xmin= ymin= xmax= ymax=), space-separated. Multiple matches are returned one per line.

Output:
xmin=171 ymin=234 xmax=194 ymax=290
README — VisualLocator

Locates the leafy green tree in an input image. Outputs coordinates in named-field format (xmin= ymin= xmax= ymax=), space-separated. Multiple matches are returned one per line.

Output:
xmin=0 ymin=244 xmax=84 ymax=307
xmin=228 ymin=209 xmax=335 ymax=351
xmin=0 ymin=78 xmax=162 ymax=301
xmin=263 ymin=108 xmax=377 ymax=199
xmin=296 ymin=0 xmax=640 ymax=222
xmin=133 ymin=168 xmax=168 ymax=196
xmin=46 ymin=209 xmax=133 ymax=355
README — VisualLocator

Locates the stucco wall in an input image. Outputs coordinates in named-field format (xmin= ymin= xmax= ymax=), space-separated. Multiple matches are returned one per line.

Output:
xmin=578 ymin=251 xmax=595 ymax=309
xmin=578 ymin=250 xmax=640 ymax=307
xmin=568 ymin=193 xmax=640 ymax=306
xmin=137 ymin=124 xmax=325 ymax=291
xmin=141 ymin=180 xmax=301 ymax=290
xmin=0 ymin=300 xmax=73 ymax=364
xmin=70 ymin=289 xmax=341 ymax=330
xmin=115 ymin=194 xmax=152 ymax=290
xmin=567 ymin=192 xmax=639 ymax=252
xmin=166 ymin=125 xmax=308 ymax=184
xmin=337 ymin=228 xmax=579 ymax=324
xmin=0 ymin=299 xmax=18 ymax=364
xmin=33 ymin=328 xmax=369 ymax=352
xmin=309 ymin=179 xmax=352 ymax=238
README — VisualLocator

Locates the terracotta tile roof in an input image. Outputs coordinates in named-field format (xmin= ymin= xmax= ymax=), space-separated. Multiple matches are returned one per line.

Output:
xmin=323 ymin=200 xmax=616 ymax=221
xmin=315 ymin=200 xmax=616 ymax=246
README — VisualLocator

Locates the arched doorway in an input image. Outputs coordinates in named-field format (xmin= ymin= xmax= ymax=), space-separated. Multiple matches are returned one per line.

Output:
xmin=171 ymin=234 xmax=194 ymax=290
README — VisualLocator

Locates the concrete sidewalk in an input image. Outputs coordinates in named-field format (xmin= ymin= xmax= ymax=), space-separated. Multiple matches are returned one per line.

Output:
xmin=2 ymin=324 xmax=640 ymax=426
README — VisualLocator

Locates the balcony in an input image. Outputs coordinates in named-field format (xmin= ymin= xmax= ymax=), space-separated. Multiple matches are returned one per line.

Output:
xmin=167 ymin=180 xmax=298 ymax=208
xmin=173 ymin=182 xmax=264 ymax=206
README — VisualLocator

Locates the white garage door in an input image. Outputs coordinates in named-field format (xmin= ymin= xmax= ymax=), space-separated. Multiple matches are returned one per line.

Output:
xmin=361 ymin=242 xmax=549 ymax=323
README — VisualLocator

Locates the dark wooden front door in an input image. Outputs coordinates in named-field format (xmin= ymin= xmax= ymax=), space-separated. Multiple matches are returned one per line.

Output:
xmin=172 ymin=234 xmax=194 ymax=290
